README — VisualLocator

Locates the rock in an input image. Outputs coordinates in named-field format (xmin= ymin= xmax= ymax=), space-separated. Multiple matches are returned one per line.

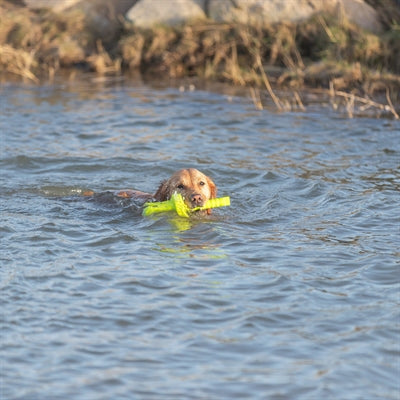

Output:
xmin=24 ymin=0 xmax=138 ymax=36
xmin=73 ymin=0 xmax=138 ymax=19
xmin=208 ymin=0 xmax=382 ymax=33
xmin=338 ymin=0 xmax=383 ymax=33
xmin=23 ymin=1 xmax=137 ymax=49
xmin=24 ymin=0 xmax=137 ymax=14
xmin=208 ymin=0 xmax=320 ymax=25
xmin=23 ymin=0 xmax=81 ymax=12
xmin=71 ymin=0 xmax=138 ymax=41
xmin=126 ymin=0 xmax=207 ymax=28
xmin=24 ymin=0 xmax=383 ymax=34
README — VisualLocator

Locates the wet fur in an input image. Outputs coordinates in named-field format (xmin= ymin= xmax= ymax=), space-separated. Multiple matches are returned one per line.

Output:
xmin=115 ymin=168 xmax=217 ymax=214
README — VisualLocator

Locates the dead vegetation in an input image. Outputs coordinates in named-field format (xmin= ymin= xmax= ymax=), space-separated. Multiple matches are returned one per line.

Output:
xmin=1 ymin=0 xmax=399 ymax=118
xmin=118 ymin=18 xmax=400 ymax=117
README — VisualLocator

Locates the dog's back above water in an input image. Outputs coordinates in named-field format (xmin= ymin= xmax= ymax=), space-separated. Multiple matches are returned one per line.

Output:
xmin=85 ymin=168 xmax=218 ymax=215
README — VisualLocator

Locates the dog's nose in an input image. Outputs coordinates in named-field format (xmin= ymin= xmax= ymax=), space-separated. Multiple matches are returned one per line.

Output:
xmin=191 ymin=193 xmax=203 ymax=205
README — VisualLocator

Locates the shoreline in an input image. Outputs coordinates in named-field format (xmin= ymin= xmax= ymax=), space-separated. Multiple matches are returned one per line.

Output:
xmin=1 ymin=0 xmax=399 ymax=118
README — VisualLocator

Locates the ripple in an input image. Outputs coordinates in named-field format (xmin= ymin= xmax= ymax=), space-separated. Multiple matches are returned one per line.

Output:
xmin=1 ymin=79 xmax=399 ymax=400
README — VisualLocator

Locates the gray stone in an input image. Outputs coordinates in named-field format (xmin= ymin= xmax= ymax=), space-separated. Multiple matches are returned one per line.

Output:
xmin=24 ymin=0 xmax=138 ymax=18
xmin=208 ymin=0 xmax=322 ymax=25
xmin=338 ymin=0 xmax=383 ymax=33
xmin=72 ymin=0 xmax=138 ymax=36
xmin=207 ymin=0 xmax=382 ymax=33
xmin=126 ymin=0 xmax=207 ymax=28
xmin=24 ymin=0 xmax=81 ymax=12
xmin=24 ymin=0 xmax=383 ymax=34
xmin=74 ymin=0 xmax=139 ymax=18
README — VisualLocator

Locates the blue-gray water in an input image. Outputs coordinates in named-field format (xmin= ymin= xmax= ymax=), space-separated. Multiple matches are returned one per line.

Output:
xmin=1 ymin=77 xmax=399 ymax=400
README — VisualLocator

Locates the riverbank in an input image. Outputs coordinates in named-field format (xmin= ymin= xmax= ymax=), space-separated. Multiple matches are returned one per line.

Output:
xmin=1 ymin=0 xmax=399 ymax=118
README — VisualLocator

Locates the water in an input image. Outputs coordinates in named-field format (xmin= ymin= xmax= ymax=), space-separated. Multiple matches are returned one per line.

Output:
xmin=1 ymin=76 xmax=399 ymax=400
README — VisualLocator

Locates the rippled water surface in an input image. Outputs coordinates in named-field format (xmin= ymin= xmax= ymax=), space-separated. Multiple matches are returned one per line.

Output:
xmin=1 ymin=77 xmax=399 ymax=400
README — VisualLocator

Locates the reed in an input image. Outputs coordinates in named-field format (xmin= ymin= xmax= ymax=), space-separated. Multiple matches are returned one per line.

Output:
xmin=0 ymin=44 xmax=38 ymax=82
xmin=1 ymin=0 xmax=399 ymax=117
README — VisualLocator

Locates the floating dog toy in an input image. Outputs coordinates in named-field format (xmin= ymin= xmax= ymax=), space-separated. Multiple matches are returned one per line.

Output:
xmin=143 ymin=192 xmax=230 ymax=217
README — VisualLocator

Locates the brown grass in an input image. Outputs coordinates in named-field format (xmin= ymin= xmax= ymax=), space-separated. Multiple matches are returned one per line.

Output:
xmin=1 ymin=0 xmax=399 ymax=117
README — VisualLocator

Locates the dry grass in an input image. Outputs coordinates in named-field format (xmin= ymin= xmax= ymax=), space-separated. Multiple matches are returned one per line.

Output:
xmin=1 ymin=0 xmax=399 ymax=117
xmin=0 ymin=44 xmax=38 ymax=82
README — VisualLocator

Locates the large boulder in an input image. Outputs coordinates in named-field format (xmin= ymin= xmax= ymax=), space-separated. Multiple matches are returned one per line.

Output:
xmin=70 ymin=0 xmax=138 ymax=41
xmin=24 ymin=0 xmax=138 ymax=45
xmin=73 ymin=0 xmax=139 ymax=20
xmin=208 ymin=0 xmax=382 ymax=33
xmin=24 ymin=0 xmax=383 ymax=34
xmin=208 ymin=0 xmax=322 ymax=25
xmin=126 ymin=0 xmax=207 ymax=28
xmin=339 ymin=0 xmax=383 ymax=33
xmin=23 ymin=0 xmax=81 ymax=12
xmin=24 ymin=0 xmax=137 ymax=14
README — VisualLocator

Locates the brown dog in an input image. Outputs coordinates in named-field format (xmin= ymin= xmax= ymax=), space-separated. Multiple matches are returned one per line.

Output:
xmin=114 ymin=168 xmax=217 ymax=214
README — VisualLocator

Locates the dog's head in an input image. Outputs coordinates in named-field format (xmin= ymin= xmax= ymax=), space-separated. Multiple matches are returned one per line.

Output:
xmin=154 ymin=168 xmax=217 ymax=214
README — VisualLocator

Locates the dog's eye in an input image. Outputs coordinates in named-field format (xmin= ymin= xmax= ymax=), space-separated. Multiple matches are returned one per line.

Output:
xmin=177 ymin=184 xmax=184 ymax=189
xmin=199 ymin=181 xmax=205 ymax=186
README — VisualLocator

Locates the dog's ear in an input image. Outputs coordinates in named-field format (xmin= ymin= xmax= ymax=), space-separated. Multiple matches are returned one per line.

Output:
xmin=206 ymin=176 xmax=217 ymax=199
xmin=154 ymin=180 xmax=169 ymax=201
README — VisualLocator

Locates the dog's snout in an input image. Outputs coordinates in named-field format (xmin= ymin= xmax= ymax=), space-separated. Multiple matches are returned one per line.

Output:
xmin=191 ymin=193 xmax=203 ymax=205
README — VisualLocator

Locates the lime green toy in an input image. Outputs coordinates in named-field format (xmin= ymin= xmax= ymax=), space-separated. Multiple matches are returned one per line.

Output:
xmin=143 ymin=192 xmax=230 ymax=217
